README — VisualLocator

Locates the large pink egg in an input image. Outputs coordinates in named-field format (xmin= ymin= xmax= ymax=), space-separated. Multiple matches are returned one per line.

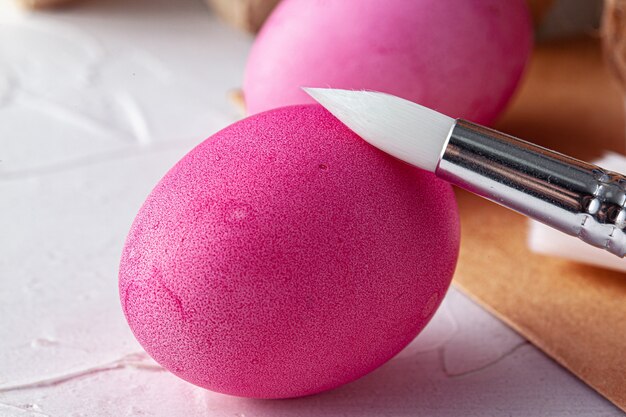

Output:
xmin=119 ymin=105 xmax=460 ymax=398
xmin=244 ymin=0 xmax=532 ymax=125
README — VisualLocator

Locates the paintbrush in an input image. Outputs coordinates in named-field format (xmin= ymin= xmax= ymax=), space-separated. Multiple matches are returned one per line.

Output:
xmin=305 ymin=88 xmax=626 ymax=258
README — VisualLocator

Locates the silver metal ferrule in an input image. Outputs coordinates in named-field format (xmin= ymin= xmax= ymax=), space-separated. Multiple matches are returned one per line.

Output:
xmin=436 ymin=119 xmax=626 ymax=258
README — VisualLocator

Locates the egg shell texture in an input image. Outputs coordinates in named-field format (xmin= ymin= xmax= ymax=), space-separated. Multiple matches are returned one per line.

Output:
xmin=244 ymin=0 xmax=532 ymax=125
xmin=119 ymin=105 xmax=460 ymax=398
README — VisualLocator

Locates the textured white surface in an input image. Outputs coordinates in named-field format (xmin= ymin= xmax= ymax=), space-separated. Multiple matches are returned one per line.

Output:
xmin=528 ymin=153 xmax=626 ymax=272
xmin=0 ymin=0 xmax=622 ymax=415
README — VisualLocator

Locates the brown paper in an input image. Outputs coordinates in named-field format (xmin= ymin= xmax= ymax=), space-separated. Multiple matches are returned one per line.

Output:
xmin=453 ymin=37 xmax=626 ymax=411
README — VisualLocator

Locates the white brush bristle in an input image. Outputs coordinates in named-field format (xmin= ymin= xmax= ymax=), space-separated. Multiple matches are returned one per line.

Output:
xmin=304 ymin=88 xmax=455 ymax=172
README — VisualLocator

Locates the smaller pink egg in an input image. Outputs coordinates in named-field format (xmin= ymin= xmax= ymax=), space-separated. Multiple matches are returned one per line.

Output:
xmin=244 ymin=0 xmax=532 ymax=125
xmin=119 ymin=105 xmax=460 ymax=398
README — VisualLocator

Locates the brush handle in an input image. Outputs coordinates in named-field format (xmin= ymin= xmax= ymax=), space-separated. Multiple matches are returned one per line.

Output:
xmin=436 ymin=120 xmax=626 ymax=258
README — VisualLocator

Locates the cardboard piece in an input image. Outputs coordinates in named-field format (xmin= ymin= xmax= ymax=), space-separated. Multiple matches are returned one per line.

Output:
xmin=453 ymin=37 xmax=626 ymax=411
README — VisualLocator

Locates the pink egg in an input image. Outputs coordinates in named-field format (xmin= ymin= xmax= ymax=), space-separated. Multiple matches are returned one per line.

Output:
xmin=244 ymin=0 xmax=532 ymax=125
xmin=119 ymin=105 xmax=460 ymax=398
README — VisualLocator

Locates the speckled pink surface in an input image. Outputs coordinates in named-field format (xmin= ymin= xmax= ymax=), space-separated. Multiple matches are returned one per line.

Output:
xmin=119 ymin=105 xmax=460 ymax=398
xmin=244 ymin=0 xmax=532 ymax=125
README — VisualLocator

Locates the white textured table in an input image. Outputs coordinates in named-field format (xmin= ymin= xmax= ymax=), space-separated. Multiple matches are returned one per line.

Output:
xmin=0 ymin=0 xmax=622 ymax=415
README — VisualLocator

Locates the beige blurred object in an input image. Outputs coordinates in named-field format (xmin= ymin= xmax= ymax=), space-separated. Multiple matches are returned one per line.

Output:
xmin=16 ymin=0 xmax=75 ymax=9
xmin=527 ymin=0 xmax=556 ymax=26
xmin=603 ymin=0 xmax=626 ymax=141
xmin=228 ymin=89 xmax=247 ymax=117
xmin=206 ymin=0 xmax=281 ymax=33
xmin=603 ymin=0 xmax=626 ymax=88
